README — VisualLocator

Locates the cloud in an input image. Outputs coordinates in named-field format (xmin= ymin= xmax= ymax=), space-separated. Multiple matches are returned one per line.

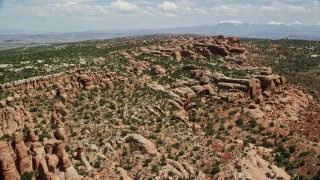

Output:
xmin=110 ymin=0 xmax=138 ymax=11
xmin=158 ymin=1 xmax=178 ymax=11
xmin=194 ymin=7 xmax=208 ymax=15
xmin=313 ymin=1 xmax=320 ymax=5
xmin=211 ymin=4 xmax=252 ymax=15
xmin=32 ymin=2 xmax=109 ymax=19
xmin=260 ymin=1 xmax=311 ymax=13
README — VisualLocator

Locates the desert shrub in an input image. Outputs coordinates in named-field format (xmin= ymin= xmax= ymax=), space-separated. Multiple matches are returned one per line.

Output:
xmin=289 ymin=145 xmax=296 ymax=153
xmin=0 ymin=134 xmax=14 ymax=142
xmin=235 ymin=118 xmax=244 ymax=126
xmin=151 ymin=165 xmax=159 ymax=174
xmin=38 ymin=131 xmax=51 ymax=141
xmin=205 ymin=122 xmax=215 ymax=135
xmin=210 ymin=164 xmax=220 ymax=175
xmin=262 ymin=140 xmax=274 ymax=148
xmin=172 ymin=142 xmax=180 ymax=149
xmin=21 ymin=171 xmax=36 ymax=180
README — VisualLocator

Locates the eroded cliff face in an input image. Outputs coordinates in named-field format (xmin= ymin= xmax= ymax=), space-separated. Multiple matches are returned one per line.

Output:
xmin=0 ymin=35 xmax=319 ymax=180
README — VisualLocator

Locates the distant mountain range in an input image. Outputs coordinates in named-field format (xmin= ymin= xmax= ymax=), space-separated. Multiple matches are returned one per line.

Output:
xmin=1 ymin=22 xmax=319 ymax=48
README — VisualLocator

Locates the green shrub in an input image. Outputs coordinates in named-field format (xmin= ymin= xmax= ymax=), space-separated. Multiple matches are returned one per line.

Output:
xmin=21 ymin=171 xmax=36 ymax=180
xmin=235 ymin=118 xmax=244 ymax=126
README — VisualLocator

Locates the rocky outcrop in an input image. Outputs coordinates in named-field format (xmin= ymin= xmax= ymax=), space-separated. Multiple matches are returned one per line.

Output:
xmin=151 ymin=65 xmax=166 ymax=75
xmin=26 ymin=128 xmax=38 ymax=145
xmin=136 ymin=36 xmax=247 ymax=63
xmin=0 ymin=141 xmax=20 ymax=180
xmin=45 ymin=153 xmax=59 ymax=178
xmin=76 ymin=144 xmax=93 ymax=171
xmin=0 ymin=106 xmax=32 ymax=135
xmin=78 ymin=74 xmax=95 ymax=90
xmin=56 ymin=82 xmax=68 ymax=99
xmin=0 ymin=72 xmax=66 ymax=91
xmin=239 ymin=148 xmax=290 ymax=180
xmin=117 ymin=167 xmax=132 ymax=180
xmin=126 ymin=134 xmax=160 ymax=156
xmin=31 ymin=141 xmax=55 ymax=179
xmin=54 ymin=141 xmax=80 ymax=180
xmin=163 ymin=159 xmax=196 ymax=179
xmin=209 ymin=69 xmax=285 ymax=100
xmin=14 ymin=132 xmax=32 ymax=174
xmin=255 ymin=75 xmax=286 ymax=97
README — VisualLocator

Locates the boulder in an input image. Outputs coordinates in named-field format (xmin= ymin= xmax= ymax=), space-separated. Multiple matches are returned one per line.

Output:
xmin=203 ymin=84 xmax=216 ymax=95
xmin=190 ymin=85 xmax=205 ymax=94
xmin=174 ymin=87 xmax=197 ymax=98
xmin=199 ymin=75 xmax=210 ymax=85
xmin=0 ymin=100 xmax=6 ymax=107
xmin=152 ymin=65 xmax=166 ymax=75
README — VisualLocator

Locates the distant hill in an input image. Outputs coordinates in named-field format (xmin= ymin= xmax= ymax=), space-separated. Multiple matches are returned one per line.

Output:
xmin=1 ymin=22 xmax=319 ymax=48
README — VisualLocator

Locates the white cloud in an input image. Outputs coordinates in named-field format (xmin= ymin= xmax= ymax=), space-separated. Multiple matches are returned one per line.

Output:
xmin=211 ymin=4 xmax=252 ymax=15
xmin=260 ymin=1 xmax=311 ymax=13
xmin=33 ymin=2 xmax=109 ymax=18
xmin=3 ymin=0 xmax=319 ymax=31
xmin=158 ymin=1 xmax=178 ymax=11
xmin=110 ymin=0 xmax=137 ymax=11
xmin=194 ymin=7 xmax=208 ymax=15
xmin=260 ymin=6 xmax=281 ymax=11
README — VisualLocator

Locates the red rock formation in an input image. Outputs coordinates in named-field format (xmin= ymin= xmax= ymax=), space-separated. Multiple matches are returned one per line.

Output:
xmin=31 ymin=142 xmax=46 ymax=171
xmin=26 ymin=128 xmax=38 ymax=146
xmin=45 ymin=154 xmax=59 ymax=176
xmin=54 ymin=142 xmax=80 ymax=180
xmin=78 ymin=74 xmax=95 ymax=90
xmin=255 ymin=75 xmax=286 ymax=97
xmin=54 ymin=124 xmax=66 ymax=141
xmin=56 ymin=83 xmax=68 ymax=99
xmin=14 ymin=132 xmax=32 ymax=174
xmin=249 ymin=78 xmax=262 ymax=99
xmin=0 ymin=106 xmax=27 ymax=135
xmin=0 ymin=141 xmax=20 ymax=180
xmin=51 ymin=110 xmax=60 ymax=125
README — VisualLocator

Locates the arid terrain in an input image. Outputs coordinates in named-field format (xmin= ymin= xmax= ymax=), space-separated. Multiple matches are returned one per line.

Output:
xmin=0 ymin=35 xmax=319 ymax=180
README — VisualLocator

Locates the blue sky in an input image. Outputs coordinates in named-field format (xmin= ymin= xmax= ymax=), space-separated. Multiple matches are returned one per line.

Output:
xmin=0 ymin=0 xmax=319 ymax=32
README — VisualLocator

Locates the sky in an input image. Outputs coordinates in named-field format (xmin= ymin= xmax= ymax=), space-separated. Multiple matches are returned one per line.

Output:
xmin=0 ymin=0 xmax=319 ymax=32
